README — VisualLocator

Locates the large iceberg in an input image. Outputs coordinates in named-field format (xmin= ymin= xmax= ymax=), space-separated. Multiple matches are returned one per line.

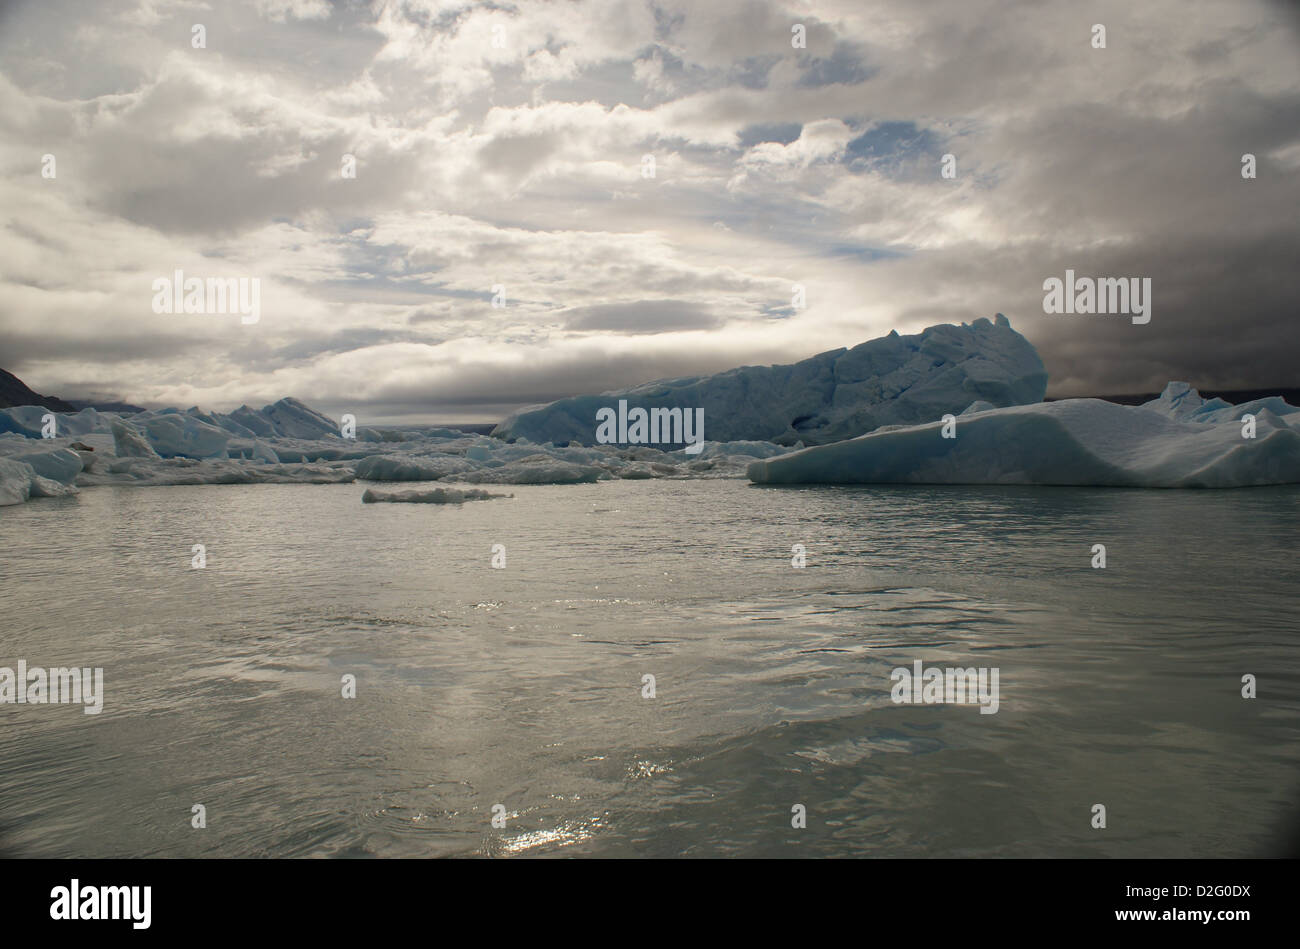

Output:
xmin=492 ymin=315 xmax=1047 ymax=447
xmin=746 ymin=384 xmax=1300 ymax=488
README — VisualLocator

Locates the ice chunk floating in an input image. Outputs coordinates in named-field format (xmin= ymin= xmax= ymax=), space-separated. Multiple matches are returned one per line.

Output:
xmin=746 ymin=385 xmax=1300 ymax=488
xmin=361 ymin=486 xmax=511 ymax=504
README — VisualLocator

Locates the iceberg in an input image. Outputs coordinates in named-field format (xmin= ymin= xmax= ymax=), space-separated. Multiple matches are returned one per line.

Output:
xmin=0 ymin=396 xmax=341 ymax=445
xmin=746 ymin=385 xmax=1300 ymax=488
xmin=1140 ymin=381 xmax=1299 ymax=425
xmin=111 ymin=419 xmax=160 ymax=459
xmin=140 ymin=414 xmax=230 ymax=459
xmin=355 ymin=453 xmax=479 ymax=481
xmin=0 ymin=457 xmax=79 ymax=506
xmin=493 ymin=315 xmax=1047 ymax=447
xmin=76 ymin=459 xmax=357 ymax=488
xmin=8 ymin=343 xmax=1295 ymax=503
xmin=224 ymin=404 xmax=279 ymax=437
xmin=0 ymin=405 xmax=106 ymax=438
xmin=8 ymin=447 xmax=84 ymax=483
xmin=0 ymin=392 xmax=365 ymax=503
xmin=259 ymin=398 xmax=339 ymax=439
xmin=459 ymin=455 xmax=607 ymax=485
xmin=249 ymin=440 xmax=280 ymax=464
xmin=0 ymin=405 xmax=55 ymax=438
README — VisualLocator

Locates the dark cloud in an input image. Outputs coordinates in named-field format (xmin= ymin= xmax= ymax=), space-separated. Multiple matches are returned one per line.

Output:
xmin=562 ymin=299 xmax=723 ymax=333
xmin=796 ymin=41 xmax=875 ymax=88
xmin=309 ymin=342 xmax=784 ymax=423
xmin=737 ymin=121 xmax=802 ymax=147
xmin=0 ymin=329 xmax=218 ymax=365
xmin=1029 ymin=234 xmax=1300 ymax=396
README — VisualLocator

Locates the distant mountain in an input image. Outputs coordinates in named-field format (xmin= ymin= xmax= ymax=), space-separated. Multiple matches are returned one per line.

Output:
xmin=0 ymin=368 xmax=78 ymax=412
xmin=0 ymin=368 xmax=146 ymax=413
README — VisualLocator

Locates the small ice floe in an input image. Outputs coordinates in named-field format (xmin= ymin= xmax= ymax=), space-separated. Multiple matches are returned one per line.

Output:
xmin=360 ymin=486 xmax=512 ymax=504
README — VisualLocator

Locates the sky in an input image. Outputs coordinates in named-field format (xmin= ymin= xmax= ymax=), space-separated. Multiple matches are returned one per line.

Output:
xmin=1 ymin=0 xmax=1297 ymax=423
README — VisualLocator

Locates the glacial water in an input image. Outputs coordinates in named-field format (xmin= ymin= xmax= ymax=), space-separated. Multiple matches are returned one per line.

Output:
xmin=1 ymin=479 xmax=1298 ymax=858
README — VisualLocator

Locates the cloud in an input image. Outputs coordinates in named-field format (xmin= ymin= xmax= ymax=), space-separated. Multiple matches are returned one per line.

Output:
xmin=562 ymin=299 xmax=723 ymax=333
xmin=0 ymin=0 xmax=1297 ymax=420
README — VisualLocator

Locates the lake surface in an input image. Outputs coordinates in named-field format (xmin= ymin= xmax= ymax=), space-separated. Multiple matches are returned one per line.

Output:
xmin=2 ymin=479 xmax=1298 ymax=857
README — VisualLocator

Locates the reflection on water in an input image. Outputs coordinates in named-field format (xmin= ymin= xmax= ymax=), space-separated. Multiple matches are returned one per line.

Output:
xmin=1 ymin=480 xmax=1298 ymax=857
